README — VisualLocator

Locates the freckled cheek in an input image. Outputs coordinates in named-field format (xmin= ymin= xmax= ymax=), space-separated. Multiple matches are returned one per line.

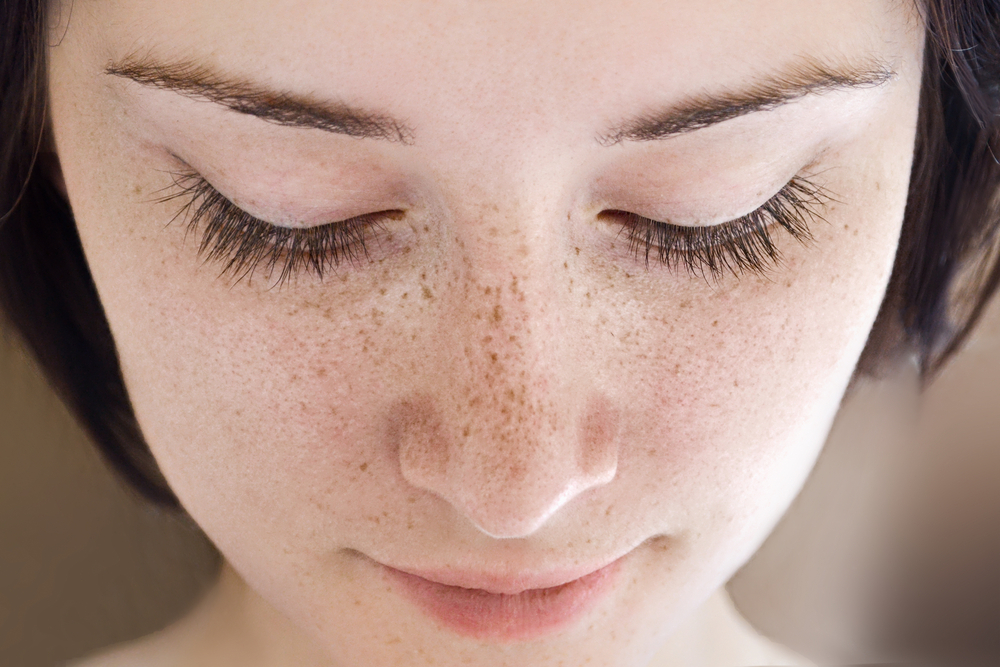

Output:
xmin=132 ymin=295 xmax=439 ymax=528
xmin=596 ymin=216 xmax=900 ymax=503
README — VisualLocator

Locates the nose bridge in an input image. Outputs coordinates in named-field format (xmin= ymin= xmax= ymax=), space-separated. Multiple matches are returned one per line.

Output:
xmin=395 ymin=220 xmax=619 ymax=539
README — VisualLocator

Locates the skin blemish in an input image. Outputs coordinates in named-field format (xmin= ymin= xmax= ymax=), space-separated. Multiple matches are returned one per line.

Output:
xmin=492 ymin=304 xmax=504 ymax=323
xmin=421 ymin=285 xmax=434 ymax=300
xmin=359 ymin=462 xmax=368 ymax=472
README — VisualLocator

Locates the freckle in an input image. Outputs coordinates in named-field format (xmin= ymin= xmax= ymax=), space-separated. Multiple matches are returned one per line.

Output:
xmin=421 ymin=285 xmax=433 ymax=300
xmin=734 ymin=380 xmax=739 ymax=387
xmin=423 ymin=225 xmax=430 ymax=232
xmin=316 ymin=367 xmax=327 ymax=378
xmin=492 ymin=304 xmax=504 ymax=322
xmin=564 ymin=262 xmax=569 ymax=269
xmin=401 ymin=292 xmax=408 ymax=299
xmin=712 ymin=320 xmax=718 ymax=327
xmin=462 ymin=425 xmax=471 ymax=437
xmin=133 ymin=184 xmax=143 ymax=195
xmin=509 ymin=335 xmax=516 ymax=342
xmin=379 ymin=288 xmax=386 ymax=295
xmin=680 ymin=300 xmax=691 ymax=308
xmin=490 ymin=352 xmax=498 ymax=362
xmin=574 ymin=247 xmax=581 ymax=255
xmin=359 ymin=462 xmax=368 ymax=472
xmin=403 ymin=246 xmax=412 ymax=254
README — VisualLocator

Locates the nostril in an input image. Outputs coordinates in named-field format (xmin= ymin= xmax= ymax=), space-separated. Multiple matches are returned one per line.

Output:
xmin=392 ymin=391 xmax=620 ymax=538
xmin=392 ymin=395 xmax=451 ymax=488
xmin=578 ymin=396 xmax=621 ymax=480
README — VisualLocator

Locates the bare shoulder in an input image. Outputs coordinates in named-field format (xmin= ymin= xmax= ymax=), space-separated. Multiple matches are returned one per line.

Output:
xmin=67 ymin=572 xmax=230 ymax=667
xmin=65 ymin=631 xmax=178 ymax=667
xmin=64 ymin=592 xmax=217 ymax=667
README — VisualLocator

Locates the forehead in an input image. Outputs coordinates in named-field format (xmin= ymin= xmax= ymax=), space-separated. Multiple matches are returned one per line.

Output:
xmin=85 ymin=0 xmax=918 ymax=128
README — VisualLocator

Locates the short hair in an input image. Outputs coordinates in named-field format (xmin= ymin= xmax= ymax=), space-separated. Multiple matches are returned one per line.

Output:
xmin=2 ymin=0 xmax=1000 ymax=508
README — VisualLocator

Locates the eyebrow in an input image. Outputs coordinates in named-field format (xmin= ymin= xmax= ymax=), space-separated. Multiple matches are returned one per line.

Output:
xmin=105 ymin=56 xmax=415 ymax=143
xmin=600 ymin=57 xmax=895 ymax=144
xmin=106 ymin=54 xmax=894 ymax=147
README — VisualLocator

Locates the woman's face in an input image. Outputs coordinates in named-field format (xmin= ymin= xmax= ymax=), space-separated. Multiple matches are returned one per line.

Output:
xmin=48 ymin=0 xmax=923 ymax=664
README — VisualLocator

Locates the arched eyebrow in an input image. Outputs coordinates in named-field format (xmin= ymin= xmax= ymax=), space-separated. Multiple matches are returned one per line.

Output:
xmin=599 ymin=57 xmax=896 ymax=145
xmin=105 ymin=55 xmax=416 ymax=144
xmin=106 ymin=54 xmax=894 ymax=147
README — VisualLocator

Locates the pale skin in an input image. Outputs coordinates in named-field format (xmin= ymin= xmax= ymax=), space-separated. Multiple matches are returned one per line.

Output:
xmin=48 ymin=0 xmax=924 ymax=665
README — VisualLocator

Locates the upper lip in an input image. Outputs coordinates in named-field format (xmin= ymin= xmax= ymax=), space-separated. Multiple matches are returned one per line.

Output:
xmin=378 ymin=547 xmax=636 ymax=595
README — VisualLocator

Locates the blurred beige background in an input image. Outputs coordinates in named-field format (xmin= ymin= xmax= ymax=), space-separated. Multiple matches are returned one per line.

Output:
xmin=0 ymin=329 xmax=219 ymax=667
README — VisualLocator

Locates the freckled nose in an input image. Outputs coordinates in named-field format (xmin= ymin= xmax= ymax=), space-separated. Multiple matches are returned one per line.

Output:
xmin=393 ymin=390 xmax=619 ymax=539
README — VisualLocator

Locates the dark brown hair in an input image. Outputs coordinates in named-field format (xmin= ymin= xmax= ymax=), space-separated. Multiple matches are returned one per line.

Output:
xmin=2 ymin=0 xmax=1000 ymax=509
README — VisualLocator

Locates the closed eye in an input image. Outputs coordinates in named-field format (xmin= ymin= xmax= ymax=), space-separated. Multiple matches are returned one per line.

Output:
xmin=156 ymin=168 xmax=403 ymax=288
xmin=599 ymin=175 xmax=831 ymax=280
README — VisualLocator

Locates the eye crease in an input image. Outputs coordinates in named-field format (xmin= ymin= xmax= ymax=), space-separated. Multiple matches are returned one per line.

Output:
xmin=602 ymin=175 xmax=831 ymax=280
xmin=158 ymin=168 xmax=830 ymax=288
xmin=157 ymin=169 xmax=403 ymax=287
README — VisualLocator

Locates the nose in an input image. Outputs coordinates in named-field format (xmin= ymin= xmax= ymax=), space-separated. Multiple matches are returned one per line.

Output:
xmin=393 ymin=249 xmax=620 ymax=539
xmin=395 ymin=393 xmax=619 ymax=539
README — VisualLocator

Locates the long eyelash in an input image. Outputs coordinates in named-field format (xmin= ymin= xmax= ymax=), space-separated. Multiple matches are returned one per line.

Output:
xmin=157 ymin=170 xmax=389 ymax=287
xmin=611 ymin=175 xmax=832 ymax=280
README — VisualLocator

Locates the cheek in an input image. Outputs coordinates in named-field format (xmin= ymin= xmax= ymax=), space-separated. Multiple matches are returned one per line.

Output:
xmin=594 ymin=166 xmax=908 ymax=541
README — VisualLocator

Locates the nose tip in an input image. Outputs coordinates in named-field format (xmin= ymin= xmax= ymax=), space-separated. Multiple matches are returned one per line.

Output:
xmin=393 ymin=395 xmax=620 ymax=539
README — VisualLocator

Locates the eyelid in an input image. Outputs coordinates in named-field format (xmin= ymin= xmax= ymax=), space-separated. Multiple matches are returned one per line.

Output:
xmin=599 ymin=174 xmax=831 ymax=279
xmin=156 ymin=168 xmax=401 ymax=287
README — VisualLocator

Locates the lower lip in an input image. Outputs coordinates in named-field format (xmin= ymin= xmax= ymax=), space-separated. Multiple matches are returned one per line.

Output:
xmin=380 ymin=558 xmax=623 ymax=641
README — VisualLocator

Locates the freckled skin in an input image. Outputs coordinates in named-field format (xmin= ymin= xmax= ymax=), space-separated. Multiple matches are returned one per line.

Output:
xmin=47 ymin=0 xmax=924 ymax=665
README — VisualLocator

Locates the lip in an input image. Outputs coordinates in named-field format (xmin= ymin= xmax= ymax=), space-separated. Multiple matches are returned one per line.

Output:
xmin=376 ymin=553 xmax=628 ymax=641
